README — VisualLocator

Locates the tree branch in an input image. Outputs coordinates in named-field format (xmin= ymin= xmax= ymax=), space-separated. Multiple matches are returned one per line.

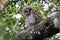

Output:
xmin=10 ymin=17 xmax=59 ymax=40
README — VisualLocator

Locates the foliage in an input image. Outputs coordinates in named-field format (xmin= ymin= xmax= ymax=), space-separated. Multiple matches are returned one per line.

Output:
xmin=0 ymin=0 xmax=60 ymax=40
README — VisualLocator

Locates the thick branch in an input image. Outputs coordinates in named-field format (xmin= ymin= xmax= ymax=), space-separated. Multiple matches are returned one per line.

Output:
xmin=10 ymin=17 xmax=59 ymax=40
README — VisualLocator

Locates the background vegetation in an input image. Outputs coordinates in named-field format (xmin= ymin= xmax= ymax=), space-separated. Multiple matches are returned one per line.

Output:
xmin=0 ymin=0 xmax=60 ymax=40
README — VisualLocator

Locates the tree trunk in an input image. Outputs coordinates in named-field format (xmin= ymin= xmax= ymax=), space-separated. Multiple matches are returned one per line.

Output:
xmin=10 ymin=17 xmax=59 ymax=40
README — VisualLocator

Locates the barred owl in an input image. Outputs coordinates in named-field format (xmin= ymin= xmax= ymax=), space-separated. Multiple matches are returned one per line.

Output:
xmin=23 ymin=6 xmax=42 ymax=27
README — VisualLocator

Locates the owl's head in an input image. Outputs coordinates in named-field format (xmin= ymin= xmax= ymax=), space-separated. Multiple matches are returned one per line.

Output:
xmin=23 ymin=6 xmax=34 ymax=17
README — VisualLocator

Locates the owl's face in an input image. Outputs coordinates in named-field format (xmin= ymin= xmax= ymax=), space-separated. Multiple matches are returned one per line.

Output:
xmin=23 ymin=6 xmax=34 ymax=17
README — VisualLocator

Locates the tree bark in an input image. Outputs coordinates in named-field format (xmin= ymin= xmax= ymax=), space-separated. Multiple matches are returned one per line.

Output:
xmin=10 ymin=17 xmax=59 ymax=40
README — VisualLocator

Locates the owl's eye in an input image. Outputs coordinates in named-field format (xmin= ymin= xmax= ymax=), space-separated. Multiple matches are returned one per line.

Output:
xmin=25 ymin=11 xmax=28 ymax=12
xmin=29 ymin=8 xmax=32 ymax=11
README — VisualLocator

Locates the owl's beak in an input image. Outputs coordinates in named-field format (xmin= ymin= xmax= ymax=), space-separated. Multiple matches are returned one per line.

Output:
xmin=28 ymin=11 xmax=30 ymax=14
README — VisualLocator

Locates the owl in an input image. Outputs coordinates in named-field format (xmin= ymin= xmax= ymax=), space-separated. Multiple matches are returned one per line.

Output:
xmin=23 ymin=6 xmax=42 ymax=27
